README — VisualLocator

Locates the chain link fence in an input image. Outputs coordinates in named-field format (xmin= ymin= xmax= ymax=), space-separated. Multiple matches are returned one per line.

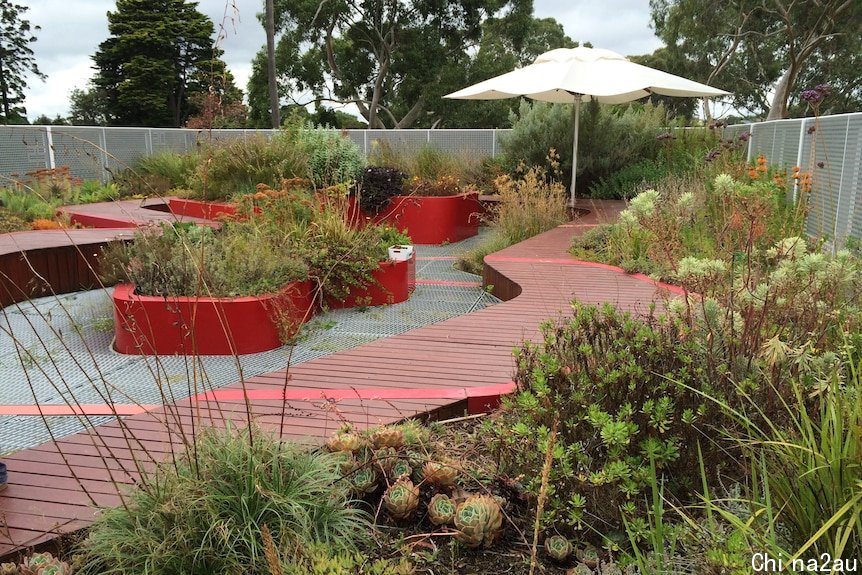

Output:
xmin=2 ymin=113 xmax=860 ymax=246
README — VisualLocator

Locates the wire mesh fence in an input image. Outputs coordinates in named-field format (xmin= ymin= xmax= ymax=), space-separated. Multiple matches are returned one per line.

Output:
xmin=1 ymin=112 xmax=860 ymax=245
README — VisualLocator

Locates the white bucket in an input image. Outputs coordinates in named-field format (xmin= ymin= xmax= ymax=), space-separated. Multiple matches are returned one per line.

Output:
xmin=388 ymin=244 xmax=414 ymax=261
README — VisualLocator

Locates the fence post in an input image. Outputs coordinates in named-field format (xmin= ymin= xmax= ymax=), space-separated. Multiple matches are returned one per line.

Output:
xmin=746 ymin=123 xmax=755 ymax=163
xmin=100 ymin=128 xmax=110 ymax=183
xmin=492 ymin=129 xmax=497 ymax=157
xmin=363 ymin=129 xmax=368 ymax=156
xmin=45 ymin=126 xmax=56 ymax=170
xmin=793 ymin=119 xmax=808 ymax=204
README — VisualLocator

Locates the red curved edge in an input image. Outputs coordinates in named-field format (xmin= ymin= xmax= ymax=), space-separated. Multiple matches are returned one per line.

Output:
xmin=325 ymin=256 xmax=412 ymax=309
xmin=168 ymin=198 xmax=239 ymax=220
xmin=0 ymin=383 xmax=517 ymax=416
xmin=348 ymin=193 xmax=481 ymax=245
xmin=112 ymin=280 xmax=316 ymax=355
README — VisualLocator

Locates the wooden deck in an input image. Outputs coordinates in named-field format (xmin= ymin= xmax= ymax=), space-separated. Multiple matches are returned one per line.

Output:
xmin=0 ymin=199 xmax=679 ymax=558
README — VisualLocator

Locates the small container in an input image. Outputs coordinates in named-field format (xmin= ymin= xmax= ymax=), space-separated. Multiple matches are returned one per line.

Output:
xmin=388 ymin=244 xmax=414 ymax=261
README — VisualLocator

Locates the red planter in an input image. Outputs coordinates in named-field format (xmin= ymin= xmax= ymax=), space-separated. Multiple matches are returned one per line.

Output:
xmin=348 ymin=193 xmax=481 ymax=244
xmin=168 ymin=198 xmax=239 ymax=220
xmin=325 ymin=257 xmax=411 ymax=309
xmin=112 ymin=280 xmax=315 ymax=356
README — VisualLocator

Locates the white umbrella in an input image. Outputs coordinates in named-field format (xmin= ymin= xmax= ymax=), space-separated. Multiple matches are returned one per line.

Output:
xmin=444 ymin=47 xmax=730 ymax=205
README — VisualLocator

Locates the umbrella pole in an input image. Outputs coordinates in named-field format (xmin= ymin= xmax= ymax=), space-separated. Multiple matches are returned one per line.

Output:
xmin=569 ymin=95 xmax=581 ymax=208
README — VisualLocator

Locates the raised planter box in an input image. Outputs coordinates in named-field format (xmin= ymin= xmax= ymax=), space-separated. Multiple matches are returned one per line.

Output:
xmin=348 ymin=193 xmax=481 ymax=244
xmin=325 ymin=256 xmax=412 ymax=309
xmin=112 ymin=280 xmax=315 ymax=355
xmin=168 ymin=198 xmax=240 ymax=220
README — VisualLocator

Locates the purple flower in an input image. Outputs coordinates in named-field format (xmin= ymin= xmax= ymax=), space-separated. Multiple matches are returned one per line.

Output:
xmin=801 ymin=89 xmax=822 ymax=104
xmin=817 ymin=161 xmax=825 ymax=168
xmin=704 ymin=149 xmax=721 ymax=162
xmin=814 ymin=84 xmax=832 ymax=97
xmin=738 ymin=131 xmax=751 ymax=142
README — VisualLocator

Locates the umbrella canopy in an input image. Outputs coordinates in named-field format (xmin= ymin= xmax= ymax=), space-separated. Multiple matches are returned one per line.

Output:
xmin=445 ymin=47 xmax=730 ymax=204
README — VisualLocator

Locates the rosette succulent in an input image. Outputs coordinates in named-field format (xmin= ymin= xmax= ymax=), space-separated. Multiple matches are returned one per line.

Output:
xmin=374 ymin=447 xmax=397 ymax=474
xmin=383 ymin=479 xmax=420 ymax=520
xmin=428 ymin=493 xmax=456 ymax=526
xmin=325 ymin=431 xmax=363 ymax=453
xmin=454 ymin=495 xmax=503 ymax=548
xmin=371 ymin=427 xmax=405 ymax=449
xmin=0 ymin=563 xmax=18 ymax=575
xmin=423 ymin=459 xmax=459 ymax=488
xmin=33 ymin=562 xmax=72 ymax=575
xmin=390 ymin=458 xmax=412 ymax=479
xmin=576 ymin=544 xmax=600 ymax=568
xmin=544 ymin=535 xmax=572 ymax=561
xmin=351 ymin=466 xmax=379 ymax=494
xmin=18 ymin=554 xmax=56 ymax=575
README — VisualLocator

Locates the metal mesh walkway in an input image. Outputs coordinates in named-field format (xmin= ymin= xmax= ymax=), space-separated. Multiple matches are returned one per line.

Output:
xmin=0 ymin=232 xmax=497 ymax=453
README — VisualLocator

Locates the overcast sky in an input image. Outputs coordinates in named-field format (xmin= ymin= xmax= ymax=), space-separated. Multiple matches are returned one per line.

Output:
xmin=21 ymin=0 xmax=663 ymax=120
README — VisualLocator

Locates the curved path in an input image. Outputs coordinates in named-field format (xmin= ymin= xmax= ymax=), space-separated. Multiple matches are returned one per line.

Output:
xmin=0 ymin=199 xmax=678 ymax=558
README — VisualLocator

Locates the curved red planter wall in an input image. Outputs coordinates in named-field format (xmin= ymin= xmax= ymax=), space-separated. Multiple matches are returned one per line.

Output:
xmin=325 ymin=257 xmax=411 ymax=310
xmin=348 ymin=193 xmax=481 ymax=245
xmin=168 ymin=198 xmax=239 ymax=220
xmin=113 ymin=280 xmax=315 ymax=356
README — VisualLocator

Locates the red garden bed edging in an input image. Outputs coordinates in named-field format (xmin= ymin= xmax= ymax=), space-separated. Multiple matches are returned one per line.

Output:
xmin=168 ymin=198 xmax=239 ymax=220
xmin=347 ymin=193 xmax=481 ymax=245
xmin=325 ymin=256 xmax=412 ymax=309
xmin=112 ymin=280 xmax=315 ymax=355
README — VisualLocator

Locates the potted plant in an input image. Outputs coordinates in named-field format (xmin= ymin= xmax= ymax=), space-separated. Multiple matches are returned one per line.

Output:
xmin=352 ymin=168 xmax=481 ymax=244
xmin=103 ymin=222 xmax=314 ymax=355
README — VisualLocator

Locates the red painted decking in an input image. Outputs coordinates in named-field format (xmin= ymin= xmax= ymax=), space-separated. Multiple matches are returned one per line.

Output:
xmin=58 ymin=198 xmax=216 ymax=229
xmin=0 ymin=199 xmax=678 ymax=558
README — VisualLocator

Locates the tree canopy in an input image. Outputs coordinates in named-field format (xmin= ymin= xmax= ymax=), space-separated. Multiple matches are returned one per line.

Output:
xmin=0 ymin=0 xmax=45 ymax=124
xmin=650 ymin=0 xmax=861 ymax=119
xmin=92 ymin=0 xmax=242 ymax=127
xmin=249 ymin=0 xmax=569 ymax=129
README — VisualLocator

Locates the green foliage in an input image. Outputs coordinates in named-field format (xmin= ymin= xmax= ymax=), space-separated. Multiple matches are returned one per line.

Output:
xmin=0 ymin=0 xmax=45 ymax=123
xmin=117 ymin=150 xmax=201 ymax=196
xmin=80 ymin=425 xmax=369 ymax=575
xmin=99 ymin=221 xmax=308 ymax=297
xmin=502 ymin=100 xmax=668 ymax=193
xmin=92 ymin=0 xmax=241 ymax=127
xmin=297 ymin=128 xmax=364 ymax=188
xmin=588 ymin=159 xmax=669 ymax=200
xmin=285 ymin=542 xmax=414 ymax=575
xmin=491 ymin=303 xmax=710 ymax=537
xmin=0 ymin=207 xmax=28 ymax=232
xmin=190 ymin=132 xmax=309 ymax=200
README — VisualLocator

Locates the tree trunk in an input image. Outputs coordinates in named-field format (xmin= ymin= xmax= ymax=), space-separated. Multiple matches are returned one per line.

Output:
xmin=265 ymin=0 xmax=281 ymax=128
xmin=767 ymin=66 xmax=794 ymax=120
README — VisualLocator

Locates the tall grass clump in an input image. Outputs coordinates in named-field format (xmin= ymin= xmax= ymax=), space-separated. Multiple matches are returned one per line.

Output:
xmin=190 ymin=132 xmax=309 ymax=200
xmin=368 ymin=141 xmax=482 ymax=184
xmin=118 ymin=150 xmax=201 ymax=196
xmin=79 ymin=426 xmax=370 ymax=575
xmin=456 ymin=161 xmax=567 ymax=275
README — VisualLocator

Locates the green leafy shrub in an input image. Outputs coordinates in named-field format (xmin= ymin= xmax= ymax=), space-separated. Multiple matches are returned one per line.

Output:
xmin=298 ymin=128 xmax=364 ymax=188
xmin=0 ymin=207 xmax=29 ymax=232
xmin=489 ymin=303 xmax=710 ymax=539
xmin=115 ymin=150 xmax=201 ymax=196
xmin=190 ymin=132 xmax=309 ymax=200
xmin=589 ymin=158 xmax=669 ymax=200
xmin=80 ymin=426 xmax=369 ymax=575
xmin=501 ymin=100 xmax=667 ymax=193
xmin=100 ymin=222 xmax=308 ymax=297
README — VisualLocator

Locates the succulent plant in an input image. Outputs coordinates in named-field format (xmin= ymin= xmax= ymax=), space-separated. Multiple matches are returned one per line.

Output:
xmin=569 ymin=563 xmax=593 ymax=575
xmin=333 ymin=452 xmax=359 ymax=476
xmin=382 ymin=479 xmax=420 ymax=520
xmin=0 ymin=563 xmax=18 ymax=575
xmin=422 ymin=459 xmax=459 ymax=489
xmin=454 ymin=495 xmax=503 ymax=548
xmin=351 ymin=466 xmax=379 ymax=494
xmin=34 ymin=561 xmax=72 ymax=575
xmin=545 ymin=534 xmax=573 ymax=561
xmin=374 ymin=447 xmax=398 ymax=474
xmin=18 ymin=554 xmax=56 ymax=575
xmin=428 ymin=493 xmax=456 ymax=526
xmin=371 ymin=427 xmax=405 ymax=449
xmin=600 ymin=562 xmax=623 ymax=575
xmin=576 ymin=544 xmax=600 ymax=568
xmin=390 ymin=458 xmax=412 ymax=479
xmin=325 ymin=431 xmax=363 ymax=453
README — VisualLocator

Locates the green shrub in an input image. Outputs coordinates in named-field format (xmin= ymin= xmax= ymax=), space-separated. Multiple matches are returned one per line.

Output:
xmin=80 ymin=426 xmax=369 ymax=575
xmin=501 ymin=100 xmax=667 ymax=194
xmin=298 ymin=128 xmax=364 ymax=188
xmin=191 ymin=132 xmax=309 ymax=200
xmin=589 ymin=158 xmax=669 ymax=200
xmin=0 ymin=188 xmax=59 ymax=221
xmin=127 ymin=150 xmax=201 ymax=195
xmin=0 ymin=207 xmax=29 ymax=232
xmin=100 ymin=222 xmax=308 ymax=297
xmin=488 ymin=303 xmax=712 ymax=540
